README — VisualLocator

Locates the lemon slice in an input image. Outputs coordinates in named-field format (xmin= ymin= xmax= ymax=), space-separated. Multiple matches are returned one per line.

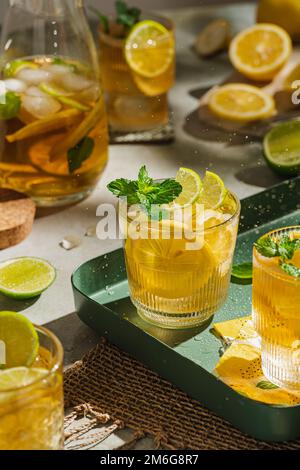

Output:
xmin=0 ymin=257 xmax=56 ymax=300
xmin=198 ymin=171 xmax=227 ymax=209
xmin=174 ymin=167 xmax=203 ymax=206
xmin=124 ymin=20 xmax=175 ymax=78
xmin=0 ymin=312 xmax=39 ymax=368
xmin=39 ymin=84 xmax=91 ymax=112
xmin=208 ymin=83 xmax=276 ymax=122
xmin=0 ymin=367 xmax=48 ymax=391
xmin=229 ymin=23 xmax=292 ymax=81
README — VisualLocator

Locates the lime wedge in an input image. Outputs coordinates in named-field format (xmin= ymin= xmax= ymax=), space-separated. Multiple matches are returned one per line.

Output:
xmin=0 ymin=257 xmax=56 ymax=299
xmin=40 ymin=84 xmax=90 ymax=112
xmin=263 ymin=120 xmax=300 ymax=176
xmin=4 ymin=60 xmax=38 ymax=78
xmin=174 ymin=168 xmax=203 ymax=206
xmin=0 ymin=312 xmax=39 ymax=368
xmin=125 ymin=20 xmax=174 ymax=78
xmin=0 ymin=367 xmax=47 ymax=391
xmin=198 ymin=171 xmax=227 ymax=209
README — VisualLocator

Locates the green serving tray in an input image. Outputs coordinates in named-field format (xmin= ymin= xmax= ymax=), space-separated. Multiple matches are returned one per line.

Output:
xmin=72 ymin=177 xmax=300 ymax=442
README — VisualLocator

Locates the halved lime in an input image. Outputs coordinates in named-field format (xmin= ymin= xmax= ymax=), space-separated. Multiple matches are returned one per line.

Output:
xmin=174 ymin=167 xmax=203 ymax=206
xmin=124 ymin=20 xmax=174 ymax=78
xmin=0 ymin=367 xmax=47 ymax=391
xmin=198 ymin=171 xmax=227 ymax=209
xmin=0 ymin=312 xmax=39 ymax=368
xmin=263 ymin=120 xmax=300 ymax=176
xmin=4 ymin=60 xmax=38 ymax=78
xmin=0 ymin=257 xmax=56 ymax=300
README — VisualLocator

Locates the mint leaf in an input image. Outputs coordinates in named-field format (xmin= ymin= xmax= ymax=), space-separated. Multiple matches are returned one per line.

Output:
xmin=68 ymin=137 xmax=94 ymax=174
xmin=147 ymin=179 xmax=182 ymax=205
xmin=254 ymin=236 xmax=279 ymax=258
xmin=256 ymin=380 xmax=279 ymax=390
xmin=0 ymin=92 xmax=21 ymax=120
xmin=232 ymin=262 xmax=253 ymax=280
xmin=280 ymin=261 xmax=300 ymax=279
xmin=138 ymin=165 xmax=153 ymax=190
xmin=89 ymin=6 xmax=109 ymax=34
xmin=115 ymin=1 xmax=141 ymax=28
xmin=278 ymin=235 xmax=296 ymax=261
xmin=107 ymin=179 xmax=139 ymax=205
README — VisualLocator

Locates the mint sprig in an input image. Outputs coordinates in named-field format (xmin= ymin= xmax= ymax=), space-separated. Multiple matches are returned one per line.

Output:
xmin=255 ymin=233 xmax=300 ymax=279
xmin=90 ymin=1 xmax=141 ymax=35
xmin=116 ymin=1 xmax=141 ymax=28
xmin=107 ymin=165 xmax=182 ymax=214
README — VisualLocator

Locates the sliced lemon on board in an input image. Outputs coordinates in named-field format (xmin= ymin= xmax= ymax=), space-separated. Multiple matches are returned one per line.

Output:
xmin=198 ymin=171 xmax=227 ymax=209
xmin=0 ymin=257 xmax=56 ymax=300
xmin=208 ymin=83 xmax=276 ymax=122
xmin=229 ymin=23 xmax=292 ymax=81
xmin=0 ymin=312 xmax=39 ymax=368
xmin=125 ymin=20 xmax=175 ymax=78
xmin=174 ymin=167 xmax=203 ymax=207
xmin=0 ymin=367 xmax=48 ymax=391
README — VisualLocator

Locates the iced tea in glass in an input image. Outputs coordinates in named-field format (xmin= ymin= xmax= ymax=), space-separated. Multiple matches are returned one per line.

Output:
xmin=0 ymin=325 xmax=64 ymax=450
xmin=99 ymin=14 xmax=175 ymax=135
xmin=253 ymin=226 xmax=300 ymax=389
xmin=124 ymin=192 xmax=240 ymax=329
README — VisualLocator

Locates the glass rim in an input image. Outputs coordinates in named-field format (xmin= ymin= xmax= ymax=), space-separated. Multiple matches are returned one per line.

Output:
xmin=98 ymin=12 xmax=174 ymax=47
xmin=253 ymin=225 xmax=300 ymax=283
xmin=0 ymin=325 xmax=63 ymax=394
xmin=123 ymin=190 xmax=240 ymax=234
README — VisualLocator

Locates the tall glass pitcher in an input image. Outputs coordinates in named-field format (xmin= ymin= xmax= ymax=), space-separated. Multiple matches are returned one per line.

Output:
xmin=0 ymin=0 xmax=108 ymax=206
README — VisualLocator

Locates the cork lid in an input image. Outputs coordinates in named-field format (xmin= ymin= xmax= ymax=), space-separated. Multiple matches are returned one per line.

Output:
xmin=0 ymin=189 xmax=36 ymax=250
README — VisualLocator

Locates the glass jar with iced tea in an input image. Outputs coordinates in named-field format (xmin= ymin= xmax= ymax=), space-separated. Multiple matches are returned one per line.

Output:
xmin=0 ymin=319 xmax=64 ymax=450
xmin=96 ymin=2 xmax=175 ymax=137
xmin=253 ymin=227 xmax=300 ymax=389
xmin=0 ymin=0 xmax=108 ymax=206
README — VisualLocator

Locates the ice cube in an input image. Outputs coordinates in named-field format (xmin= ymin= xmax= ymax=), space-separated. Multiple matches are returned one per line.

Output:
xmin=60 ymin=73 xmax=92 ymax=91
xmin=42 ymin=64 xmax=73 ymax=77
xmin=25 ymin=86 xmax=47 ymax=97
xmin=17 ymin=68 xmax=52 ymax=85
xmin=59 ymin=235 xmax=82 ymax=251
xmin=79 ymin=84 xmax=100 ymax=102
xmin=22 ymin=88 xmax=61 ymax=119
xmin=4 ymin=78 xmax=27 ymax=93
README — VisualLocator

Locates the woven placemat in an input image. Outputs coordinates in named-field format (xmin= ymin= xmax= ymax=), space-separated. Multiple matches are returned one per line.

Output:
xmin=64 ymin=339 xmax=300 ymax=450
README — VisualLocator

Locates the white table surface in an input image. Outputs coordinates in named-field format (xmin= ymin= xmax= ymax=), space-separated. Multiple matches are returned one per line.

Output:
xmin=0 ymin=3 xmax=284 ymax=450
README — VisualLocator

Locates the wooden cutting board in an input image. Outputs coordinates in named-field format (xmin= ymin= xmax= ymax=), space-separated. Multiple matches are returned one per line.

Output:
xmin=0 ymin=189 xmax=36 ymax=250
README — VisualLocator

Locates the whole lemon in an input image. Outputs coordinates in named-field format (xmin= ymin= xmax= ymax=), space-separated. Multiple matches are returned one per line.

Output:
xmin=257 ymin=0 xmax=300 ymax=41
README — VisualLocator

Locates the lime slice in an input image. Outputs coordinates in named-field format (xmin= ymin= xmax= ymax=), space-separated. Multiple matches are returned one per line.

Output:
xmin=0 ymin=367 xmax=47 ymax=391
xmin=174 ymin=167 xmax=203 ymax=206
xmin=198 ymin=171 xmax=227 ymax=209
xmin=263 ymin=120 xmax=300 ymax=176
xmin=4 ymin=60 xmax=38 ymax=78
xmin=39 ymin=84 xmax=90 ymax=112
xmin=0 ymin=312 xmax=39 ymax=368
xmin=125 ymin=20 xmax=175 ymax=78
xmin=0 ymin=257 xmax=56 ymax=300
xmin=231 ymin=262 xmax=253 ymax=280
